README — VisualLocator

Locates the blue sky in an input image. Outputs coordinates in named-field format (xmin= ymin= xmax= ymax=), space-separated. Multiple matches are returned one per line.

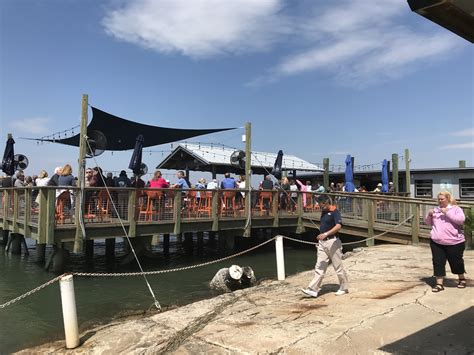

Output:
xmin=1 ymin=0 xmax=473 ymax=181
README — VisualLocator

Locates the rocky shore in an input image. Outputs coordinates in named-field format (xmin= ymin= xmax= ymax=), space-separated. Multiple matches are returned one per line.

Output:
xmin=19 ymin=244 xmax=474 ymax=354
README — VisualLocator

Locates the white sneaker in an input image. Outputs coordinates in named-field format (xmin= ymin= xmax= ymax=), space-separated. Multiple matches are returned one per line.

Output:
xmin=301 ymin=288 xmax=318 ymax=298
xmin=335 ymin=289 xmax=348 ymax=296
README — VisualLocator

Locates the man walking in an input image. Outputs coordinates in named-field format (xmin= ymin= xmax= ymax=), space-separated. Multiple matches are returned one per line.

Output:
xmin=301 ymin=195 xmax=349 ymax=297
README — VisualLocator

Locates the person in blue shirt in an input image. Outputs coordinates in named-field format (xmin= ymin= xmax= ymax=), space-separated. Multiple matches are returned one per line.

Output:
xmin=220 ymin=172 xmax=237 ymax=189
xmin=173 ymin=170 xmax=189 ymax=189
xmin=301 ymin=194 xmax=349 ymax=298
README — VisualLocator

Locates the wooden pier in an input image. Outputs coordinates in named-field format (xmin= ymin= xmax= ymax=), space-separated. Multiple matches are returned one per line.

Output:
xmin=1 ymin=187 xmax=473 ymax=254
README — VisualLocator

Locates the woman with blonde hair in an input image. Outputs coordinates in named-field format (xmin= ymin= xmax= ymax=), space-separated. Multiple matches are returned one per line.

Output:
xmin=58 ymin=164 xmax=74 ymax=186
xmin=425 ymin=191 xmax=467 ymax=292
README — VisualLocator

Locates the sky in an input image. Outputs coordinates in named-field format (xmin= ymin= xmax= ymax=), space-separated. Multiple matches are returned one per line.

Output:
xmin=1 ymin=0 xmax=473 ymax=182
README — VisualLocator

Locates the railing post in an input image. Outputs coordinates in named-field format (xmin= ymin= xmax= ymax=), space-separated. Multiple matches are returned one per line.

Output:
xmin=173 ymin=190 xmax=182 ymax=235
xmin=2 ymin=190 xmax=8 ymax=228
xmin=46 ymin=189 xmax=56 ymax=245
xmin=128 ymin=190 xmax=137 ymax=238
xmin=59 ymin=274 xmax=80 ymax=349
xmin=275 ymin=235 xmax=285 ymax=280
xmin=12 ymin=189 xmax=19 ymax=233
xmin=411 ymin=203 xmax=420 ymax=245
xmin=272 ymin=190 xmax=279 ymax=227
xmin=367 ymin=199 xmax=375 ymax=247
xmin=296 ymin=192 xmax=305 ymax=233
xmin=211 ymin=190 xmax=219 ymax=231
xmin=24 ymin=189 xmax=31 ymax=237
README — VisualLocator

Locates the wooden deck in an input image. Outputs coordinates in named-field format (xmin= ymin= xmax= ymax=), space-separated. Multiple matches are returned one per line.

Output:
xmin=1 ymin=187 xmax=472 ymax=250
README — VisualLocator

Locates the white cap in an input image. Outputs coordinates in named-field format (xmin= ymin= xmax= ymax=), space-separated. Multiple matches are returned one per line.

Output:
xmin=228 ymin=265 xmax=243 ymax=280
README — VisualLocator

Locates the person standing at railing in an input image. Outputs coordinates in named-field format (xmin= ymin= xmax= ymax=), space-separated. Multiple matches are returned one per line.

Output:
xmin=425 ymin=191 xmax=467 ymax=292
xmin=301 ymin=194 xmax=349 ymax=298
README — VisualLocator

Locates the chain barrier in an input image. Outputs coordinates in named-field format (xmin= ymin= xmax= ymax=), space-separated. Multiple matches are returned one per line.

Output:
xmin=74 ymin=236 xmax=277 ymax=277
xmin=0 ymin=214 xmax=412 ymax=308
xmin=0 ymin=274 xmax=64 ymax=309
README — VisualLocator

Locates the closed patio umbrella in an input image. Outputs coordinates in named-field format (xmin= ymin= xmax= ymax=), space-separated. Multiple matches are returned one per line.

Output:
xmin=1 ymin=135 xmax=15 ymax=176
xmin=271 ymin=150 xmax=283 ymax=180
xmin=129 ymin=134 xmax=144 ymax=176
xmin=381 ymin=159 xmax=389 ymax=193
xmin=344 ymin=155 xmax=355 ymax=192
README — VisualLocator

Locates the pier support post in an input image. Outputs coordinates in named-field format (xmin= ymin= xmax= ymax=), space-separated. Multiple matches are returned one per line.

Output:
xmin=10 ymin=233 xmax=23 ymax=255
xmin=197 ymin=231 xmax=204 ymax=249
xmin=36 ymin=243 xmax=46 ymax=264
xmin=52 ymin=247 xmax=68 ymax=274
xmin=1 ymin=230 xmax=8 ymax=246
xmin=151 ymin=234 xmax=160 ymax=246
xmin=163 ymin=234 xmax=170 ymax=255
xmin=105 ymin=238 xmax=115 ymax=262
xmin=208 ymin=231 xmax=216 ymax=244
xmin=85 ymin=239 xmax=94 ymax=262
xmin=275 ymin=235 xmax=285 ymax=281
xmin=59 ymin=275 xmax=80 ymax=349
xmin=184 ymin=232 xmax=193 ymax=255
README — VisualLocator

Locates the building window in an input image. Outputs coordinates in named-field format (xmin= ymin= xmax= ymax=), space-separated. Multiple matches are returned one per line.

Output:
xmin=459 ymin=179 xmax=474 ymax=199
xmin=415 ymin=179 xmax=432 ymax=198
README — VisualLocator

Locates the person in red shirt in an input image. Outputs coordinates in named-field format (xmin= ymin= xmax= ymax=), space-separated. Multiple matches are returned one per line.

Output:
xmin=149 ymin=170 xmax=169 ymax=189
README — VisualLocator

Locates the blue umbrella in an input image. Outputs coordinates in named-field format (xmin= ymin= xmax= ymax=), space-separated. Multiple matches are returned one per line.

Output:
xmin=128 ymin=134 xmax=144 ymax=176
xmin=344 ymin=155 xmax=355 ymax=192
xmin=381 ymin=159 xmax=389 ymax=193
xmin=1 ymin=136 xmax=15 ymax=176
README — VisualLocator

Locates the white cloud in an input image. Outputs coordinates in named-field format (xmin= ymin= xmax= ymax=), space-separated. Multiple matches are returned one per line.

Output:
xmin=451 ymin=128 xmax=474 ymax=137
xmin=9 ymin=117 xmax=51 ymax=135
xmin=102 ymin=0 xmax=465 ymax=86
xmin=103 ymin=0 xmax=287 ymax=58
xmin=249 ymin=0 xmax=463 ymax=86
xmin=440 ymin=142 xmax=474 ymax=149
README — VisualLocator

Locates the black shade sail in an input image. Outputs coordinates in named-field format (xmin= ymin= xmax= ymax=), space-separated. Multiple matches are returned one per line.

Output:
xmin=34 ymin=107 xmax=235 ymax=151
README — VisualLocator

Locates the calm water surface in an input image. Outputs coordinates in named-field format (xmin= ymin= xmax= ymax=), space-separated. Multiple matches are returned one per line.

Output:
xmin=0 ymin=234 xmax=357 ymax=353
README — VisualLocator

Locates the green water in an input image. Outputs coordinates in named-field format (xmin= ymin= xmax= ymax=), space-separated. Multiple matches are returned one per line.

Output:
xmin=0 ymin=234 xmax=340 ymax=353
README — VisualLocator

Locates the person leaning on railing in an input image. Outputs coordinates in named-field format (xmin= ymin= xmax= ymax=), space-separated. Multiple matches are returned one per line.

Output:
xmin=425 ymin=191 xmax=467 ymax=292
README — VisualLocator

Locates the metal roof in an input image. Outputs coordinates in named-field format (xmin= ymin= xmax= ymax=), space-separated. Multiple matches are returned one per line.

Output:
xmin=157 ymin=143 xmax=323 ymax=174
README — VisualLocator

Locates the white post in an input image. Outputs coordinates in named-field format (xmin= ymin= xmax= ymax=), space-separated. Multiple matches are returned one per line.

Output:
xmin=275 ymin=235 xmax=285 ymax=281
xmin=59 ymin=274 xmax=80 ymax=349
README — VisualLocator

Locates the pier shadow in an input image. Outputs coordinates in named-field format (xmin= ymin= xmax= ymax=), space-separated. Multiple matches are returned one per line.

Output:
xmin=379 ymin=306 xmax=474 ymax=354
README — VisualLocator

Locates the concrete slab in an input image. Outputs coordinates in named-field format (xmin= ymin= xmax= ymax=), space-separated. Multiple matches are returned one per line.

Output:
xmin=19 ymin=244 xmax=474 ymax=354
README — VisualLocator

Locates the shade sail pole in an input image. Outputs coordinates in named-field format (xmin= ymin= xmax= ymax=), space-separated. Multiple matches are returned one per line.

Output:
xmin=73 ymin=94 xmax=88 ymax=253
xmin=244 ymin=122 xmax=252 ymax=237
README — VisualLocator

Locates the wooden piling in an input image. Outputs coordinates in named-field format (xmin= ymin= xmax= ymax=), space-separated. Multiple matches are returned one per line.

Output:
xmin=105 ymin=238 xmax=115 ymax=261
xmin=85 ymin=239 xmax=94 ymax=262
xmin=36 ymin=243 xmax=46 ymax=264
xmin=163 ymin=233 xmax=170 ymax=255
xmin=10 ymin=233 xmax=23 ymax=254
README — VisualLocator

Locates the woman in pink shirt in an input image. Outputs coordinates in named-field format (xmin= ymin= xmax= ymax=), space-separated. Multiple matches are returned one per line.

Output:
xmin=149 ymin=170 xmax=169 ymax=189
xmin=424 ymin=191 xmax=466 ymax=292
